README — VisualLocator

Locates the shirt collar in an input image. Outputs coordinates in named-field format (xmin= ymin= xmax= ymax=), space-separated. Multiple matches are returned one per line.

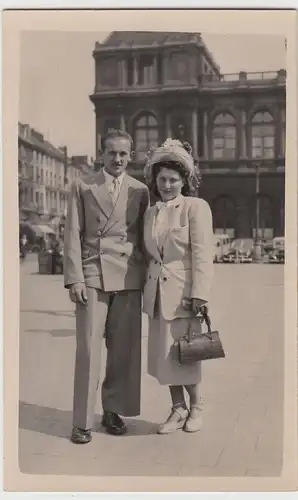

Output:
xmin=156 ymin=194 xmax=183 ymax=210
xmin=103 ymin=168 xmax=125 ymax=186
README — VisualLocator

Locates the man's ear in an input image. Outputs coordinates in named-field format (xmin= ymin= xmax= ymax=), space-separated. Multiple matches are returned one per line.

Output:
xmin=130 ymin=150 xmax=135 ymax=161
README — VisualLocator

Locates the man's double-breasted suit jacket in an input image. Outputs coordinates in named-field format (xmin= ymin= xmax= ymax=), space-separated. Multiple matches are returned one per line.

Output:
xmin=63 ymin=169 xmax=149 ymax=292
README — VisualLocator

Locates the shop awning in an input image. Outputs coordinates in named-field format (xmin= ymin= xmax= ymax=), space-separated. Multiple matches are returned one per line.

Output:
xmin=21 ymin=223 xmax=55 ymax=238
xmin=34 ymin=224 xmax=56 ymax=235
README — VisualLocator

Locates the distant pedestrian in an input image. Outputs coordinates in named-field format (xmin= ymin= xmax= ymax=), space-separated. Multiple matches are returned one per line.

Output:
xmin=143 ymin=139 xmax=214 ymax=434
xmin=49 ymin=234 xmax=62 ymax=274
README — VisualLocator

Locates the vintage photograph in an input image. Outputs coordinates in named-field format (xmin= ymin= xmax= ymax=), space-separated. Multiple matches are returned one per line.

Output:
xmin=18 ymin=27 xmax=287 ymax=480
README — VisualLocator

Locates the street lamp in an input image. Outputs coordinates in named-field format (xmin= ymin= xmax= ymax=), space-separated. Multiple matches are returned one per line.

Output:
xmin=254 ymin=160 xmax=262 ymax=262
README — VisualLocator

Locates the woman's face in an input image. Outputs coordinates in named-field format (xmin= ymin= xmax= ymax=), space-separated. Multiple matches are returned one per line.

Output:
xmin=156 ymin=167 xmax=184 ymax=202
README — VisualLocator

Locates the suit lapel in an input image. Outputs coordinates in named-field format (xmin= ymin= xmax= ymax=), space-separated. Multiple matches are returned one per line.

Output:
xmin=101 ymin=175 xmax=133 ymax=235
xmin=90 ymin=170 xmax=114 ymax=219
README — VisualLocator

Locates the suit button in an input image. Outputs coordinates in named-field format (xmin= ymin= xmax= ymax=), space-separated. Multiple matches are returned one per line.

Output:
xmin=97 ymin=216 xmax=101 ymax=222
xmin=163 ymin=277 xmax=168 ymax=281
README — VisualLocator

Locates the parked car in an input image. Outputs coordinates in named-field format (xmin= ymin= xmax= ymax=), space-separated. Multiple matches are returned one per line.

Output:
xmin=238 ymin=250 xmax=253 ymax=263
xmin=222 ymin=250 xmax=237 ymax=263
xmin=268 ymin=249 xmax=285 ymax=264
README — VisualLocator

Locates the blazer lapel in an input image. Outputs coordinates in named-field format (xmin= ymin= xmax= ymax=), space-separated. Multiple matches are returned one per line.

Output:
xmin=159 ymin=196 xmax=185 ymax=255
xmin=90 ymin=170 xmax=114 ymax=219
xmin=145 ymin=206 xmax=162 ymax=263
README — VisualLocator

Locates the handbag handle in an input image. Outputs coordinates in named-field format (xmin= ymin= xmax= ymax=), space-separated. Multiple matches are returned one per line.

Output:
xmin=187 ymin=305 xmax=212 ymax=341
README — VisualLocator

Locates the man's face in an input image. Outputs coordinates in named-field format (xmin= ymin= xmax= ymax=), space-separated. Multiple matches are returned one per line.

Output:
xmin=102 ymin=137 xmax=131 ymax=177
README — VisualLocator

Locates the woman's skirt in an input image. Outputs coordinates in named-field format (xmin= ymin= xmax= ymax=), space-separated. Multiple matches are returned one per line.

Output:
xmin=147 ymin=295 xmax=202 ymax=386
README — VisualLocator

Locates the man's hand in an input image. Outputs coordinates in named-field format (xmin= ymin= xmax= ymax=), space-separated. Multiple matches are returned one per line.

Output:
xmin=69 ymin=283 xmax=88 ymax=305
xmin=192 ymin=298 xmax=207 ymax=315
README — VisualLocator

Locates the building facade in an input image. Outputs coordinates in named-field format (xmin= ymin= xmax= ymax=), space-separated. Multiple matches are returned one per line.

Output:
xmin=90 ymin=31 xmax=286 ymax=239
xmin=18 ymin=123 xmax=94 ymax=234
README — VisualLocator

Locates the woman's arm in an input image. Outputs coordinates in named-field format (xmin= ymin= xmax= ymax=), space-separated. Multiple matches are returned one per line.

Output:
xmin=188 ymin=198 xmax=214 ymax=303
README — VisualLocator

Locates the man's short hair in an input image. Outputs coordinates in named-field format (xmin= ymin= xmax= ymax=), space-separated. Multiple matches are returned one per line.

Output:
xmin=100 ymin=129 xmax=133 ymax=152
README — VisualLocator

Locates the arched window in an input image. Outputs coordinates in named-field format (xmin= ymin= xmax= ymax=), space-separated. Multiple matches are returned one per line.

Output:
xmin=212 ymin=196 xmax=236 ymax=237
xmin=212 ymin=113 xmax=236 ymax=160
xmin=134 ymin=113 xmax=159 ymax=161
xmin=251 ymin=111 xmax=275 ymax=159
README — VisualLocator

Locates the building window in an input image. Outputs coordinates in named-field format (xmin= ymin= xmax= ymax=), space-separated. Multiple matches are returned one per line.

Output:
xmin=137 ymin=54 xmax=155 ymax=86
xmin=212 ymin=113 xmax=236 ymax=160
xmin=251 ymin=111 xmax=275 ymax=159
xmin=134 ymin=113 xmax=159 ymax=162
xmin=98 ymin=58 xmax=119 ymax=87
xmin=212 ymin=195 xmax=236 ymax=238
xmin=167 ymin=51 xmax=189 ymax=83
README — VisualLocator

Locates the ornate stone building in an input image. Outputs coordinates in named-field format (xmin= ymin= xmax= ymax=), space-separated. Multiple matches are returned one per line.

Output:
xmin=90 ymin=31 xmax=286 ymax=238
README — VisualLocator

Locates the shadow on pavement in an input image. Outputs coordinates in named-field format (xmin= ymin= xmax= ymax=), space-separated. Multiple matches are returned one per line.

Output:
xmin=19 ymin=401 xmax=157 ymax=439
xmin=25 ymin=328 xmax=75 ymax=337
xmin=21 ymin=310 xmax=74 ymax=318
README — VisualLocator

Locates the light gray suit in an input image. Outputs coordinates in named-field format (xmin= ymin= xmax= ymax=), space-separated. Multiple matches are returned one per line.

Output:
xmin=64 ymin=169 xmax=149 ymax=429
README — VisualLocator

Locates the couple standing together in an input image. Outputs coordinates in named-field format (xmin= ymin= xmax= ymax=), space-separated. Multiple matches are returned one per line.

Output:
xmin=63 ymin=129 xmax=214 ymax=444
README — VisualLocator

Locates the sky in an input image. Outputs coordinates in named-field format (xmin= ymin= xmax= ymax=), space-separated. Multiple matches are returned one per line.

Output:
xmin=19 ymin=31 xmax=286 ymax=158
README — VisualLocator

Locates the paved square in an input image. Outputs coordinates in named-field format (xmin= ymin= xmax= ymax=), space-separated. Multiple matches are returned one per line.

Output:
xmin=19 ymin=255 xmax=284 ymax=477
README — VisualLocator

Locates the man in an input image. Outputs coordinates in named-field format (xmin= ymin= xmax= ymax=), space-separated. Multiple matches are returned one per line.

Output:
xmin=64 ymin=129 xmax=149 ymax=444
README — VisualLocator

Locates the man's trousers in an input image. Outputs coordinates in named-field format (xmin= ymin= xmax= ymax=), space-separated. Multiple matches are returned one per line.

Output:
xmin=73 ymin=287 xmax=142 ymax=430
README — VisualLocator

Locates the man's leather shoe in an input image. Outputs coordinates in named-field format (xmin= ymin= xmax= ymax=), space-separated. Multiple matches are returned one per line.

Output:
xmin=101 ymin=411 xmax=127 ymax=435
xmin=70 ymin=426 xmax=92 ymax=444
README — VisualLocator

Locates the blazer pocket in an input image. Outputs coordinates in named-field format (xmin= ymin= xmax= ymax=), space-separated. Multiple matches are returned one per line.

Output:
xmin=171 ymin=224 xmax=188 ymax=232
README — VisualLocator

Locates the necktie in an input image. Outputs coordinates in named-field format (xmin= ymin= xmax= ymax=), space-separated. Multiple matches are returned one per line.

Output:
xmin=110 ymin=178 xmax=119 ymax=204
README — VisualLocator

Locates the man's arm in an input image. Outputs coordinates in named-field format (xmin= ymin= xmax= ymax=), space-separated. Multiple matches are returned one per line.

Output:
xmin=138 ymin=187 xmax=150 ymax=254
xmin=63 ymin=179 xmax=85 ymax=289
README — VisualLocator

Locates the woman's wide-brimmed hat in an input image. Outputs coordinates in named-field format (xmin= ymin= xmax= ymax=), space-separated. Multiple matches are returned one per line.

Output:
xmin=144 ymin=138 xmax=198 ymax=185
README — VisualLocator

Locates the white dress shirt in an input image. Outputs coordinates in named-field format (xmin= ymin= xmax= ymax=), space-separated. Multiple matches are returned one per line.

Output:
xmin=103 ymin=168 xmax=125 ymax=204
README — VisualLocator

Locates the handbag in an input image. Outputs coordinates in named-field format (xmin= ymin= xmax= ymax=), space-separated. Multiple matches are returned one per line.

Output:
xmin=178 ymin=305 xmax=226 ymax=364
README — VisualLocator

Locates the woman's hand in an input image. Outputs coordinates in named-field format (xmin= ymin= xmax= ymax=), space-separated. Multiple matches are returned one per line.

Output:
xmin=192 ymin=298 xmax=207 ymax=316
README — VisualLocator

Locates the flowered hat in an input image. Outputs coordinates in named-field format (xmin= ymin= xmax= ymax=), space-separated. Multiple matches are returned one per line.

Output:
xmin=144 ymin=138 xmax=199 ymax=186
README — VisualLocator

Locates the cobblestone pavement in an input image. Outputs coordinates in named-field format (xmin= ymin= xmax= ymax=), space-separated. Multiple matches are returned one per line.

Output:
xmin=19 ymin=256 xmax=284 ymax=477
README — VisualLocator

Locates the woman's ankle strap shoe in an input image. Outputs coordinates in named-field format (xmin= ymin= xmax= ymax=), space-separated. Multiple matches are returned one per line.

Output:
xmin=157 ymin=407 xmax=189 ymax=435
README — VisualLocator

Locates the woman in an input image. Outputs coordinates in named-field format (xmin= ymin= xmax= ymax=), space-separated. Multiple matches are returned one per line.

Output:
xmin=143 ymin=139 xmax=214 ymax=434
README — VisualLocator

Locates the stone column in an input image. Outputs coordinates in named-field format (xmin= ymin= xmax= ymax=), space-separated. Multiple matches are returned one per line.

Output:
xmin=240 ymin=110 xmax=247 ymax=158
xmin=121 ymin=59 xmax=127 ymax=88
xmin=279 ymin=106 xmax=286 ymax=157
xmin=275 ymin=105 xmax=281 ymax=158
xmin=133 ymin=57 xmax=138 ymax=86
xmin=192 ymin=108 xmax=198 ymax=158
xmin=120 ymin=115 xmax=126 ymax=131
xmin=165 ymin=112 xmax=171 ymax=138
xmin=203 ymin=111 xmax=209 ymax=160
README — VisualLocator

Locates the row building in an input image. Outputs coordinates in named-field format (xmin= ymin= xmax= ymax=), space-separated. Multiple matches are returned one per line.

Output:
xmin=90 ymin=31 xmax=286 ymax=239
xmin=18 ymin=122 xmax=93 ymax=238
